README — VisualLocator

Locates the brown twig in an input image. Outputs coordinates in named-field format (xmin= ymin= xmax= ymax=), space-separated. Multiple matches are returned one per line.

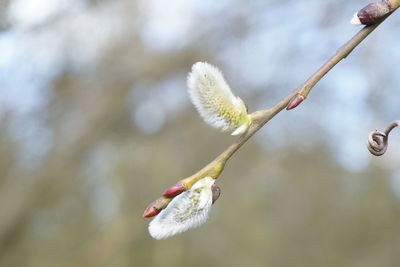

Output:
xmin=144 ymin=5 xmax=399 ymax=216
xmin=367 ymin=121 xmax=400 ymax=156
xmin=288 ymin=18 xmax=385 ymax=109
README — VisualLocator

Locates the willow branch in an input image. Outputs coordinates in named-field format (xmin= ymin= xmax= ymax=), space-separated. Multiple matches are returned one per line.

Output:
xmin=217 ymin=3 xmax=399 ymax=169
xmin=144 ymin=4 xmax=399 ymax=216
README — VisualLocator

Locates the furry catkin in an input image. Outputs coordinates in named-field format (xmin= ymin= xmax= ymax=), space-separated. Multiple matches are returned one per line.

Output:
xmin=187 ymin=62 xmax=251 ymax=135
xmin=148 ymin=177 xmax=215 ymax=240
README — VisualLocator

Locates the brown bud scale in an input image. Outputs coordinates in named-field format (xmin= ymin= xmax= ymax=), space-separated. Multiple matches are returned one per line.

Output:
xmin=211 ymin=184 xmax=221 ymax=204
xmin=357 ymin=0 xmax=392 ymax=25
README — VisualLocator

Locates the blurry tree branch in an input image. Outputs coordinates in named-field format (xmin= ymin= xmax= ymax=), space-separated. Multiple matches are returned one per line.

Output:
xmin=0 ymin=47 xmax=204 ymax=253
xmin=145 ymin=3 xmax=399 ymax=215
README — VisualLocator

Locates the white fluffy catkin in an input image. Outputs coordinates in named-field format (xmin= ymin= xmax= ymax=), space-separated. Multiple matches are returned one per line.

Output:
xmin=187 ymin=62 xmax=251 ymax=135
xmin=148 ymin=177 xmax=215 ymax=240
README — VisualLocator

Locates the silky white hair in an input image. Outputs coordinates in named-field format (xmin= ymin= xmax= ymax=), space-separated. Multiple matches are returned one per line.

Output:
xmin=350 ymin=13 xmax=362 ymax=25
xmin=148 ymin=177 xmax=215 ymax=240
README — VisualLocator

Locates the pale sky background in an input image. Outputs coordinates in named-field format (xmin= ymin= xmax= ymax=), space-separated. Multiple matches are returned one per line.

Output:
xmin=0 ymin=0 xmax=400 ymax=237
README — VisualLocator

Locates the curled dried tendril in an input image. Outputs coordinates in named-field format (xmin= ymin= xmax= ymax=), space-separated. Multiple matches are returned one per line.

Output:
xmin=368 ymin=130 xmax=387 ymax=156
xmin=367 ymin=120 xmax=400 ymax=156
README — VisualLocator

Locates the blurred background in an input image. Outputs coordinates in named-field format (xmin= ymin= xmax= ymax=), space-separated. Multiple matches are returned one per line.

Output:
xmin=0 ymin=0 xmax=400 ymax=266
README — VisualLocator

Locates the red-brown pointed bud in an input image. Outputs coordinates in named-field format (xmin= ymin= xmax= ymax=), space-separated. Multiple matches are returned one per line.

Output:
xmin=286 ymin=94 xmax=305 ymax=110
xmin=211 ymin=184 xmax=221 ymax=204
xmin=162 ymin=183 xmax=186 ymax=198
xmin=143 ymin=202 xmax=161 ymax=218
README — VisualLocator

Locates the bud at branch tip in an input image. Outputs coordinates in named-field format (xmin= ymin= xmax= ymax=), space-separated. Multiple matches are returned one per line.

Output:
xmin=350 ymin=0 xmax=396 ymax=26
xmin=142 ymin=202 xmax=161 ymax=218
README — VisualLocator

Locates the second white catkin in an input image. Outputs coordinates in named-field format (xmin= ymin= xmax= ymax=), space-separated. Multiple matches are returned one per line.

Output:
xmin=148 ymin=177 xmax=215 ymax=240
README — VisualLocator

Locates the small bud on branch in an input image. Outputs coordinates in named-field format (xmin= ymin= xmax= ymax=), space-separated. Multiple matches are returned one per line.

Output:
xmin=162 ymin=183 xmax=187 ymax=198
xmin=351 ymin=0 xmax=399 ymax=26
xmin=286 ymin=93 xmax=305 ymax=110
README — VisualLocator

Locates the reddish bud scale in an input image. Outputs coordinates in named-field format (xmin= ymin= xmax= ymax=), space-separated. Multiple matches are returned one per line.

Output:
xmin=286 ymin=94 xmax=305 ymax=110
xmin=143 ymin=202 xmax=161 ymax=218
xmin=162 ymin=183 xmax=186 ymax=198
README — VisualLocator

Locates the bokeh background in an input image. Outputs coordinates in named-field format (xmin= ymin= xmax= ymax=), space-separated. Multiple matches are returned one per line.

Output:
xmin=1 ymin=0 xmax=400 ymax=266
